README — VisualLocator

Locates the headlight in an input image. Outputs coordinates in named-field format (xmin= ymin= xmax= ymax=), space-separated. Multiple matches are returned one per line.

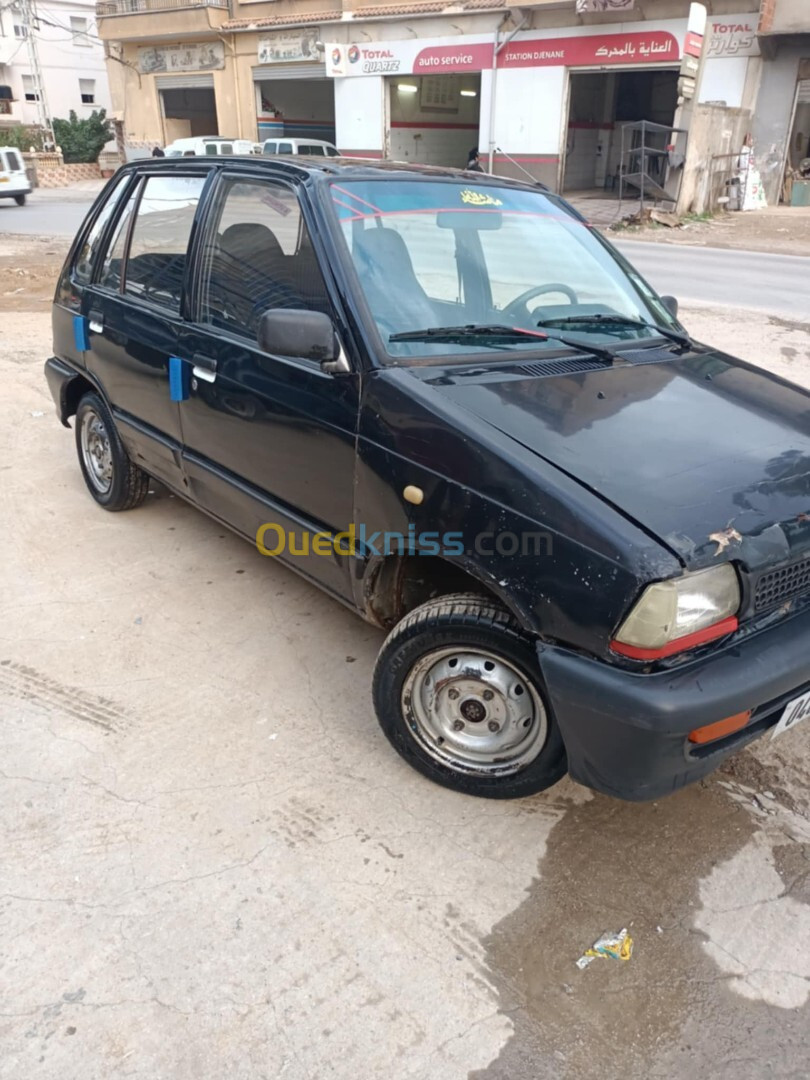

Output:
xmin=611 ymin=564 xmax=740 ymax=659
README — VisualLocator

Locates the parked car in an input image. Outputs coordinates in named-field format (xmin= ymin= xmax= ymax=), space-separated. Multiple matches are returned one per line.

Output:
xmin=261 ymin=138 xmax=340 ymax=157
xmin=0 ymin=146 xmax=31 ymax=205
xmin=44 ymin=157 xmax=810 ymax=802
xmin=164 ymin=137 xmax=258 ymax=158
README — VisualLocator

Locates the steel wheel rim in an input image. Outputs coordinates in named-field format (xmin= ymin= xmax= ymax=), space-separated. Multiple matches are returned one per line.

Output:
xmin=80 ymin=409 xmax=113 ymax=494
xmin=401 ymin=646 xmax=548 ymax=776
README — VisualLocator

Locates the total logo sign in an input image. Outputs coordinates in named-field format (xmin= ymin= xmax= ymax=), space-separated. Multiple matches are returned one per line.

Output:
xmin=329 ymin=43 xmax=401 ymax=75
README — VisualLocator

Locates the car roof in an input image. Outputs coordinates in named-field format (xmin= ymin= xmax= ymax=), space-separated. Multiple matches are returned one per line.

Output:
xmin=115 ymin=155 xmax=553 ymax=197
xmin=264 ymin=137 xmax=334 ymax=144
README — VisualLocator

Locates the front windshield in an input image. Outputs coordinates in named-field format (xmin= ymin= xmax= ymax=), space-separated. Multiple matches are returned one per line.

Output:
xmin=330 ymin=178 xmax=676 ymax=361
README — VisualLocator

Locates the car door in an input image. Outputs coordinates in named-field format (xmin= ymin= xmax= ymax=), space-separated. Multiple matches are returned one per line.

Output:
xmin=82 ymin=170 xmax=209 ymax=489
xmin=178 ymin=172 xmax=359 ymax=600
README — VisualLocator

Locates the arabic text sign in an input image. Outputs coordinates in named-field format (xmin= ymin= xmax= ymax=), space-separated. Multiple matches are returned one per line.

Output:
xmin=258 ymin=30 xmax=320 ymax=64
xmin=576 ymin=0 xmax=635 ymax=11
xmin=707 ymin=16 xmax=760 ymax=58
xmin=137 ymin=42 xmax=224 ymax=75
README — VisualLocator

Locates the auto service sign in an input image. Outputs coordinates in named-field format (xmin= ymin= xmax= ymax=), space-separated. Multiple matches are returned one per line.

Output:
xmin=327 ymin=26 xmax=684 ymax=78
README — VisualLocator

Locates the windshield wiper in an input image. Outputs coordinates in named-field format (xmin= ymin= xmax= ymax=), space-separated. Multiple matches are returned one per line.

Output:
xmin=536 ymin=314 xmax=692 ymax=349
xmin=389 ymin=324 xmax=542 ymax=345
xmin=388 ymin=323 xmax=617 ymax=363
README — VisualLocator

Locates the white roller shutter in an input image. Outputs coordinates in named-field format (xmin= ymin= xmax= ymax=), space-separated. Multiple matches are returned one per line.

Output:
xmin=253 ymin=63 xmax=326 ymax=82
xmin=156 ymin=74 xmax=215 ymax=91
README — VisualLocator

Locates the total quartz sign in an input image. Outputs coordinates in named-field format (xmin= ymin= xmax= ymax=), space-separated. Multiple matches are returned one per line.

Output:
xmin=327 ymin=23 xmax=690 ymax=78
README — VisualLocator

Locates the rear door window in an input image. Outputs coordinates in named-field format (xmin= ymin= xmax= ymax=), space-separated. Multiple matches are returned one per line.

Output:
xmin=123 ymin=175 xmax=206 ymax=312
xmin=263 ymin=142 xmax=277 ymax=154
xmin=278 ymin=142 xmax=293 ymax=154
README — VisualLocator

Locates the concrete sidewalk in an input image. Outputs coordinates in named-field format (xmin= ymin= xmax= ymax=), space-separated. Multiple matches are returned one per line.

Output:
xmin=32 ymin=179 xmax=106 ymax=202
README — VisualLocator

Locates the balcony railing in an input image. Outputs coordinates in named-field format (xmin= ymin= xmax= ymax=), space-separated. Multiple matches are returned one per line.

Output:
xmin=96 ymin=0 xmax=228 ymax=16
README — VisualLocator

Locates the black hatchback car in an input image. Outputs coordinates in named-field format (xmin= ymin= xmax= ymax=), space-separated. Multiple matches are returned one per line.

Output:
xmin=45 ymin=157 xmax=810 ymax=801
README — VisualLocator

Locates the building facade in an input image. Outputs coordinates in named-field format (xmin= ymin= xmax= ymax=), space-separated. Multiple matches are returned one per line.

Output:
xmin=0 ymin=0 xmax=112 ymax=134
xmin=96 ymin=0 xmax=806 ymax=202
xmin=752 ymin=0 xmax=810 ymax=203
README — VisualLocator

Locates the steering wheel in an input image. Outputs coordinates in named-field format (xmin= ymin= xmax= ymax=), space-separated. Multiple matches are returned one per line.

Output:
xmin=502 ymin=283 xmax=578 ymax=323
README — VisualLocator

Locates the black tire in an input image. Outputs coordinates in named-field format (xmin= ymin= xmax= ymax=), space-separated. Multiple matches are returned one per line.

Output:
xmin=13 ymin=194 xmax=26 ymax=206
xmin=372 ymin=593 xmax=567 ymax=799
xmin=74 ymin=391 xmax=149 ymax=511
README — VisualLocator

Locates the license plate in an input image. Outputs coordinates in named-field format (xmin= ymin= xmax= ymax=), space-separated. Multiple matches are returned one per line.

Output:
xmin=771 ymin=690 xmax=810 ymax=740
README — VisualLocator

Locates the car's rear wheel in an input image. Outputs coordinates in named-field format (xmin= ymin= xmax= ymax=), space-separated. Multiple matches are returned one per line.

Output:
xmin=13 ymin=194 xmax=26 ymax=206
xmin=75 ymin=392 xmax=149 ymax=511
xmin=372 ymin=593 xmax=567 ymax=799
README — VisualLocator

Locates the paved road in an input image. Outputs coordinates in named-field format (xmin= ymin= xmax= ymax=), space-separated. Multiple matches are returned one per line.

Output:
xmin=3 ymin=192 xmax=809 ymax=321
xmin=615 ymin=239 xmax=810 ymax=321
xmin=0 ymin=192 xmax=94 ymax=237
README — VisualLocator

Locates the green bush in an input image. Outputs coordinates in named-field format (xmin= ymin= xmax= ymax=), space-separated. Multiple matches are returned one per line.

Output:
xmin=52 ymin=109 xmax=112 ymax=164
xmin=1 ymin=125 xmax=47 ymax=152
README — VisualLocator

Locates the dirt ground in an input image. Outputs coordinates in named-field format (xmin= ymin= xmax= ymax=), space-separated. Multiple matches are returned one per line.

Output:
xmin=605 ymin=204 xmax=810 ymax=257
xmin=0 ymin=234 xmax=63 ymax=312
xmin=2 ymin=236 xmax=810 ymax=1080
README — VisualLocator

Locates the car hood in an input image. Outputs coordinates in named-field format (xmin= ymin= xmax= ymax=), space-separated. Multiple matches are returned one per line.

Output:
xmin=421 ymin=351 xmax=810 ymax=570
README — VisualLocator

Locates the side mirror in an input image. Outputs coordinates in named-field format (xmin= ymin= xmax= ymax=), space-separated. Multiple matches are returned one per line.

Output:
xmin=257 ymin=309 xmax=349 ymax=374
xmin=661 ymin=295 xmax=679 ymax=319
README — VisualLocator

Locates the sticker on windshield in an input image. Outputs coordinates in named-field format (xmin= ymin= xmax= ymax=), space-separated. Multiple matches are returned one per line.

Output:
xmin=460 ymin=189 xmax=503 ymax=207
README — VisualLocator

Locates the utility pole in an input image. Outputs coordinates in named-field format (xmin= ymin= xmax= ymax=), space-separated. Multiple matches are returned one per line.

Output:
xmin=19 ymin=0 xmax=55 ymax=146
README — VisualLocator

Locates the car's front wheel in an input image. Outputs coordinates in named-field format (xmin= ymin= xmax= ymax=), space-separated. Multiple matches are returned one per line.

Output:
xmin=372 ymin=593 xmax=567 ymax=799
xmin=75 ymin=392 xmax=149 ymax=511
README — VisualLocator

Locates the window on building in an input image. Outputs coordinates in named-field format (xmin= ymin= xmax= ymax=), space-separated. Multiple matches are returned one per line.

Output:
xmin=124 ymin=175 xmax=206 ymax=312
xmin=14 ymin=23 xmax=28 ymax=39
xmin=199 ymin=178 xmax=330 ymax=341
xmin=22 ymin=75 xmax=38 ymax=102
xmin=70 ymin=16 xmax=91 ymax=47
xmin=79 ymin=79 xmax=95 ymax=105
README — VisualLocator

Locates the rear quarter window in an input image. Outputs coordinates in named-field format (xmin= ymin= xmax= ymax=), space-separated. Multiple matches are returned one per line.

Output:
xmin=71 ymin=174 xmax=131 ymax=287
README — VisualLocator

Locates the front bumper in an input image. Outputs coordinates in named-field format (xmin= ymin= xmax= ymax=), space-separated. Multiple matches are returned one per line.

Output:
xmin=537 ymin=606 xmax=810 ymax=801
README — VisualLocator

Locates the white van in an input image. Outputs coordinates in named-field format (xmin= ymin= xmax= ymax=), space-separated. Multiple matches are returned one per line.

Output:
xmin=164 ymin=137 xmax=258 ymax=158
xmin=261 ymin=138 xmax=340 ymax=157
xmin=0 ymin=147 xmax=31 ymax=206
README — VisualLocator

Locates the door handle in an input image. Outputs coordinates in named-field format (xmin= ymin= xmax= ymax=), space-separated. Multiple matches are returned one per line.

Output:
xmin=192 ymin=353 xmax=217 ymax=384
xmin=88 ymin=309 xmax=103 ymax=334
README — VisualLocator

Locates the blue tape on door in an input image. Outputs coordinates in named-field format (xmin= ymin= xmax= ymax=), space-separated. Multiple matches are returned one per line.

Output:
xmin=72 ymin=315 xmax=90 ymax=352
xmin=168 ymin=356 xmax=190 ymax=402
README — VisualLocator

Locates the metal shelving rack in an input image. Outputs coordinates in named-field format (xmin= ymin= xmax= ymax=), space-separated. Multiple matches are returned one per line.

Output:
xmin=618 ymin=119 xmax=688 ymax=212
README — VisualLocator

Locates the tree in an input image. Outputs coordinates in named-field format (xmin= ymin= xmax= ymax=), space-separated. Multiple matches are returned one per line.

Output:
xmin=1 ymin=125 xmax=47 ymax=152
xmin=52 ymin=110 xmax=112 ymax=164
